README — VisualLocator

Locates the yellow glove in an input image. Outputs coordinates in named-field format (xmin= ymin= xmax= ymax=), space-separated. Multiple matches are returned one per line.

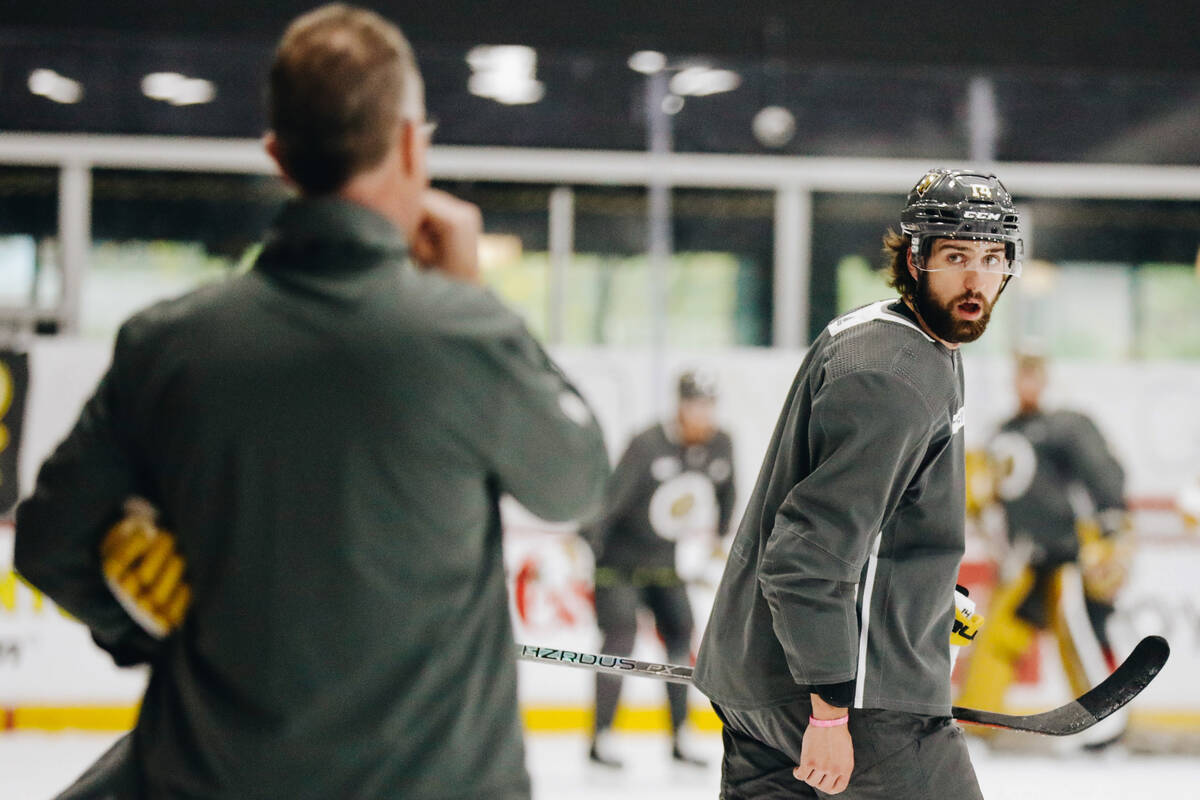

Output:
xmin=964 ymin=449 xmax=996 ymax=518
xmin=101 ymin=498 xmax=191 ymax=638
xmin=951 ymin=585 xmax=984 ymax=669
xmin=1078 ymin=516 xmax=1134 ymax=603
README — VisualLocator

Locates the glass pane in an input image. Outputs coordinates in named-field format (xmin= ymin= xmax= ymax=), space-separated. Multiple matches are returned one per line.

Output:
xmin=1001 ymin=261 xmax=1134 ymax=359
xmin=431 ymin=182 xmax=553 ymax=339
xmin=85 ymin=170 xmax=288 ymax=339
xmin=1135 ymin=263 xmax=1200 ymax=359
xmin=813 ymin=192 xmax=904 ymax=337
xmin=0 ymin=166 xmax=60 ymax=322
xmin=570 ymin=187 xmax=772 ymax=347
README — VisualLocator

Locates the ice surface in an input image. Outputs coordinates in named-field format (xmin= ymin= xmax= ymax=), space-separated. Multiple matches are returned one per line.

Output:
xmin=5 ymin=730 xmax=1200 ymax=799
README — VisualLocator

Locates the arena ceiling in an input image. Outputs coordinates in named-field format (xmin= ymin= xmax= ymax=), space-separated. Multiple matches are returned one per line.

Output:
xmin=1 ymin=2 xmax=1197 ymax=162
xmin=3 ymin=0 xmax=1198 ymax=73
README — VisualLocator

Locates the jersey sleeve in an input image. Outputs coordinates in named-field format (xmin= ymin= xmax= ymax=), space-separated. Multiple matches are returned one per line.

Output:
xmin=758 ymin=370 xmax=937 ymax=687
xmin=1058 ymin=412 xmax=1126 ymax=514
xmin=578 ymin=432 xmax=647 ymax=557
xmin=14 ymin=323 xmax=160 ymax=665
xmin=714 ymin=432 xmax=737 ymax=538
xmin=475 ymin=330 xmax=609 ymax=523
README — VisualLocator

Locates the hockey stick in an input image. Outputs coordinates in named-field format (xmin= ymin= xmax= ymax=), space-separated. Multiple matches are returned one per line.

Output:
xmin=516 ymin=635 xmax=1169 ymax=737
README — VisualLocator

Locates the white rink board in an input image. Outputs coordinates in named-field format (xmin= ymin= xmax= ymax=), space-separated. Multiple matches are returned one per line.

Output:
xmin=2 ymin=339 xmax=1198 ymax=720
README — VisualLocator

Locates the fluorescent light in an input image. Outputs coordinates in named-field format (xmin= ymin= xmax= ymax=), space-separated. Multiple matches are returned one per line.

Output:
xmin=466 ymin=45 xmax=545 ymax=105
xmin=28 ymin=69 xmax=83 ymax=104
xmin=628 ymin=51 xmax=667 ymax=74
xmin=669 ymin=67 xmax=741 ymax=97
xmin=141 ymin=73 xmax=216 ymax=106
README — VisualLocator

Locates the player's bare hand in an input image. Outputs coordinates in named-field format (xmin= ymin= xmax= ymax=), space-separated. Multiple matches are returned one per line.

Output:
xmin=410 ymin=188 xmax=482 ymax=284
xmin=795 ymin=725 xmax=853 ymax=794
xmin=795 ymin=700 xmax=853 ymax=794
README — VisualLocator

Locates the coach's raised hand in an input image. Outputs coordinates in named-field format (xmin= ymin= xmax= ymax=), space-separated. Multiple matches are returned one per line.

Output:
xmin=411 ymin=188 xmax=483 ymax=284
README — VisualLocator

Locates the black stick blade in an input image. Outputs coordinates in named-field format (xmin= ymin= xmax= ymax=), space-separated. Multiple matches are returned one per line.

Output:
xmin=952 ymin=635 xmax=1170 ymax=736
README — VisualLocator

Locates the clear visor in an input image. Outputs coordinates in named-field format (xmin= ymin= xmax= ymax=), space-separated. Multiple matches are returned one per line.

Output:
xmin=913 ymin=236 xmax=1023 ymax=277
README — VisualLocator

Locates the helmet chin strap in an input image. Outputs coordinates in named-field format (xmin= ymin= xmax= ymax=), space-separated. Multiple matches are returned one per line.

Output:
xmin=996 ymin=273 xmax=1013 ymax=301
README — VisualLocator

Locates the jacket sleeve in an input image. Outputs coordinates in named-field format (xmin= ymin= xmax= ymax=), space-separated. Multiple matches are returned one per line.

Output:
xmin=758 ymin=371 xmax=936 ymax=687
xmin=478 ymin=331 xmax=609 ymax=523
xmin=13 ymin=326 xmax=159 ymax=665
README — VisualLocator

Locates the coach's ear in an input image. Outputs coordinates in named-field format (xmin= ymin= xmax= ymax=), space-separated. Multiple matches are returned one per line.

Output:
xmin=907 ymin=245 xmax=919 ymax=282
xmin=263 ymin=132 xmax=295 ymax=187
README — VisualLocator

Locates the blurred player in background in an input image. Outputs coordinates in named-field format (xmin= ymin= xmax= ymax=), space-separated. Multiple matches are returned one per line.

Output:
xmin=582 ymin=369 xmax=736 ymax=769
xmin=957 ymin=351 xmax=1132 ymax=747
xmin=695 ymin=169 xmax=1020 ymax=798
xmin=14 ymin=5 xmax=608 ymax=799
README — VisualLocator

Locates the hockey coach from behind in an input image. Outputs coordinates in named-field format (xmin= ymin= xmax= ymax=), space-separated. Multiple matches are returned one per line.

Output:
xmin=695 ymin=169 xmax=1022 ymax=798
xmin=15 ymin=5 xmax=609 ymax=799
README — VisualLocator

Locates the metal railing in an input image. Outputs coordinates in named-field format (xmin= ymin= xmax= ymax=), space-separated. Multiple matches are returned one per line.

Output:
xmin=3 ymin=132 xmax=1200 ymax=344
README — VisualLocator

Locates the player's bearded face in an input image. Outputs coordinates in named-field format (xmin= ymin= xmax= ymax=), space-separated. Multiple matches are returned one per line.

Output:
xmin=913 ymin=272 xmax=996 ymax=343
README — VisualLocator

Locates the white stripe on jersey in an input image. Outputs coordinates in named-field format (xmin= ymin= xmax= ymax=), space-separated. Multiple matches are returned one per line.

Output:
xmin=827 ymin=300 xmax=934 ymax=342
xmin=951 ymin=405 xmax=966 ymax=435
xmin=854 ymin=534 xmax=883 ymax=708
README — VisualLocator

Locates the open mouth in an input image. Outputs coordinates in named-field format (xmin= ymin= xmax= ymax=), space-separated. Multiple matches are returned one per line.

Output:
xmin=957 ymin=299 xmax=983 ymax=318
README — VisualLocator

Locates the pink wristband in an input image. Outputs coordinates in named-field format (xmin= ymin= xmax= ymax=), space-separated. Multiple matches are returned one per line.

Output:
xmin=808 ymin=714 xmax=850 ymax=728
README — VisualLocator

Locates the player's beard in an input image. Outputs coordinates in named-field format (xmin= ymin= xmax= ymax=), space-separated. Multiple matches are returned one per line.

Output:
xmin=913 ymin=274 xmax=994 ymax=343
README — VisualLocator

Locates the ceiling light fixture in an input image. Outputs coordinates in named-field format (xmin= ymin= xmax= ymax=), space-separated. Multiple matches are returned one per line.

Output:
xmin=669 ymin=67 xmax=741 ymax=97
xmin=142 ymin=73 xmax=216 ymax=106
xmin=467 ymin=45 xmax=545 ymax=105
xmin=627 ymin=51 xmax=667 ymax=75
xmin=28 ymin=69 xmax=83 ymax=104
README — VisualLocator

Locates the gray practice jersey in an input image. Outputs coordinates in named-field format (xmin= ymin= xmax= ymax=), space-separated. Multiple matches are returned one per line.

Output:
xmin=695 ymin=299 xmax=967 ymax=716
xmin=990 ymin=409 xmax=1125 ymax=565
xmin=584 ymin=422 xmax=736 ymax=572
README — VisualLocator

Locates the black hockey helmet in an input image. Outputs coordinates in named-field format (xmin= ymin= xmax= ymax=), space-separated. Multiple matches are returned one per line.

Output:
xmin=678 ymin=369 xmax=718 ymax=401
xmin=900 ymin=169 xmax=1023 ymax=276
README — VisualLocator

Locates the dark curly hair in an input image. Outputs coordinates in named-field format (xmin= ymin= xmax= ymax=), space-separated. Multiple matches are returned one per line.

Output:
xmin=882 ymin=228 xmax=917 ymax=301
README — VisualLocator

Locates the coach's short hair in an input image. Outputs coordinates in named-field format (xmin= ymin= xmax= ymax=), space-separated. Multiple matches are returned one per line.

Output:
xmin=269 ymin=4 xmax=422 ymax=194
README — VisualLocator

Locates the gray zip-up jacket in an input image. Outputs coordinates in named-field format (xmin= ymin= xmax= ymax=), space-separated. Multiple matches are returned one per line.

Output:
xmin=695 ymin=299 xmax=966 ymax=716
xmin=15 ymin=198 xmax=609 ymax=800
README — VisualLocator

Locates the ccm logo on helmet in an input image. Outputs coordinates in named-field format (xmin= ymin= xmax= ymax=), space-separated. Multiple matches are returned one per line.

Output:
xmin=963 ymin=210 xmax=1002 ymax=220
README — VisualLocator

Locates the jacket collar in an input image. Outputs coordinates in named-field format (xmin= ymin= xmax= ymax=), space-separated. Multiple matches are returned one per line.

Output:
xmin=257 ymin=196 xmax=409 ymax=272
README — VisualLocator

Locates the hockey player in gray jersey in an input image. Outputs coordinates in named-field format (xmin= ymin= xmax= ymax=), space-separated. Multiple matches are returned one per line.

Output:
xmin=583 ymin=370 xmax=736 ymax=768
xmin=695 ymin=169 xmax=1022 ymax=798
